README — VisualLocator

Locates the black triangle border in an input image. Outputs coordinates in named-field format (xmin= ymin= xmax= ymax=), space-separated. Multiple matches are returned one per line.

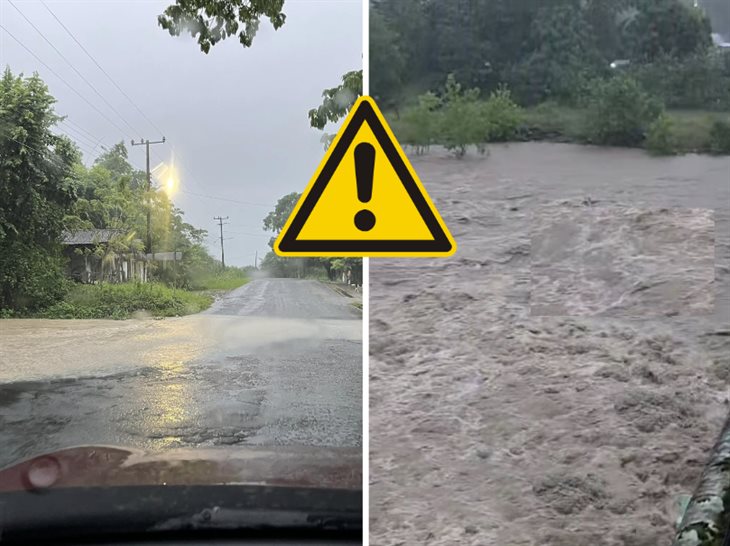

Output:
xmin=278 ymin=100 xmax=453 ymax=253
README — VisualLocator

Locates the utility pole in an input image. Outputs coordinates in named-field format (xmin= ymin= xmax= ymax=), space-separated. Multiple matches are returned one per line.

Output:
xmin=131 ymin=137 xmax=165 ymax=255
xmin=214 ymin=216 xmax=229 ymax=269
xmin=254 ymin=250 xmax=258 ymax=269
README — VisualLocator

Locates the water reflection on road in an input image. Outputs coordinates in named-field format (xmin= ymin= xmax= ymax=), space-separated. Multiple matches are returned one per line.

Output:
xmin=0 ymin=279 xmax=362 ymax=466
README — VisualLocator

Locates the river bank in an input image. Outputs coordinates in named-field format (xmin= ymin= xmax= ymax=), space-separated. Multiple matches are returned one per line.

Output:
xmin=520 ymin=104 xmax=730 ymax=156
xmin=389 ymin=104 xmax=730 ymax=157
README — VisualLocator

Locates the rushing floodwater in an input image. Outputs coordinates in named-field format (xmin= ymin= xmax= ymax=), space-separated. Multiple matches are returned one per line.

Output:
xmin=370 ymin=142 xmax=730 ymax=546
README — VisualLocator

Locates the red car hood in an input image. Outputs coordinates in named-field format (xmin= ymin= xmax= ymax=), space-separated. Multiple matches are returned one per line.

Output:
xmin=0 ymin=445 xmax=362 ymax=493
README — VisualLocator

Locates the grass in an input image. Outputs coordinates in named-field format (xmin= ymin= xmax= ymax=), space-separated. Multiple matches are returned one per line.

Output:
xmin=520 ymin=102 xmax=591 ymax=142
xmin=389 ymin=99 xmax=729 ymax=155
xmin=36 ymin=282 xmax=213 ymax=320
xmin=188 ymin=270 xmax=250 ymax=291
xmin=669 ymin=110 xmax=730 ymax=153
xmin=520 ymin=102 xmax=730 ymax=154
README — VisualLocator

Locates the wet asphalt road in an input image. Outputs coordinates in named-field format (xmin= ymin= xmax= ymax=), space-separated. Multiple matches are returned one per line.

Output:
xmin=0 ymin=279 xmax=362 ymax=468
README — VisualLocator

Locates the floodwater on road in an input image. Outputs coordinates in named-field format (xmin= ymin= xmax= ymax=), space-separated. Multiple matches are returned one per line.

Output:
xmin=369 ymin=143 xmax=730 ymax=546
xmin=0 ymin=279 xmax=362 ymax=467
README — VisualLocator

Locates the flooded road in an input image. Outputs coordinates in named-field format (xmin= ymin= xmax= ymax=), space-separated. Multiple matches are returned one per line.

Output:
xmin=369 ymin=143 xmax=730 ymax=546
xmin=0 ymin=279 xmax=362 ymax=468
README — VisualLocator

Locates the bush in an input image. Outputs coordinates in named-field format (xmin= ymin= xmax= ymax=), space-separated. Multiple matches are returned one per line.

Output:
xmin=480 ymin=85 xmax=523 ymax=142
xmin=0 ymin=242 xmax=71 ymax=312
xmin=38 ymin=282 xmax=212 ymax=319
xmin=646 ymin=113 xmax=677 ymax=155
xmin=709 ymin=119 xmax=730 ymax=154
xmin=400 ymin=92 xmax=441 ymax=154
xmin=439 ymin=74 xmax=485 ymax=157
xmin=586 ymin=76 xmax=663 ymax=146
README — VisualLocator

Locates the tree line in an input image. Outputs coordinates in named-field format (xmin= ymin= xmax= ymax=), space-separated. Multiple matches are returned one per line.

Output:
xmin=0 ymin=68 xmax=233 ymax=313
xmin=371 ymin=0 xmax=730 ymax=156
xmin=372 ymin=0 xmax=730 ymax=111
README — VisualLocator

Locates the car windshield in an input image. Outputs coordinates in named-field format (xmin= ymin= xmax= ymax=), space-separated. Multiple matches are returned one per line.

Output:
xmin=0 ymin=0 xmax=362 ymax=540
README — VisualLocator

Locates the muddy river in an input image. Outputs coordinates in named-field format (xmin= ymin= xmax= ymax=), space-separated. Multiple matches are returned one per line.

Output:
xmin=369 ymin=143 xmax=730 ymax=545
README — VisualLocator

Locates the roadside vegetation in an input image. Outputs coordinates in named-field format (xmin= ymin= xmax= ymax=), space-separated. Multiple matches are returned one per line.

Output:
xmin=35 ymin=282 xmax=213 ymax=320
xmin=372 ymin=0 xmax=730 ymax=157
xmin=0 ymin=68 xmax=248 ymax=319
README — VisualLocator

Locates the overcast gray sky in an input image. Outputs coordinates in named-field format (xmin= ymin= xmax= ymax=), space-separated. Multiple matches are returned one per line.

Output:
xmin=0 ymin=0 xmax=362 ymax=267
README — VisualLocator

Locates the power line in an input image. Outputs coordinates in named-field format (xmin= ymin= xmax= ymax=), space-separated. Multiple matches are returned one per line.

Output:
xmin=8 ymin=0 xmax=140 ymax=138
xmin=52 ymin=132 xmax=97 ymax=156
xmin=61 ymin=117 xmax=103 ymax=143
xmin=57 ymin=121 xmax=104 ymax=151
xmin=0 ymin=23 xmax=131 ymax=138
xmin=41 ymin=0 xmax=165 ymax=136
xmin=179 ymin=189 xmax=272 ymax=208
xmin=225 ymin=231 xmax=271 ymax=237
xmin=3 ymin=135 xmax=74 ymax=168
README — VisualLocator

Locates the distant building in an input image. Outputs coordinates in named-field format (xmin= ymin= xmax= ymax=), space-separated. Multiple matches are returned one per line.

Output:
xmin=711 ymin=33 xmax=730 ymax=48
xmin=61 ymin=229 xmax=147 ymax=283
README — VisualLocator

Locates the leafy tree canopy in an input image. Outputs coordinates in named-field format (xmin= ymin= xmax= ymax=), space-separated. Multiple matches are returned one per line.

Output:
xmin=159 ymin=0 xmax=286 ymax=53
xmin=0 ymin=68 xmax=80 ymax=310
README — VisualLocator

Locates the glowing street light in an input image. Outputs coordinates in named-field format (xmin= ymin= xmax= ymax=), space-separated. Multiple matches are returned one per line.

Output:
xmin=165 ymin=175 xmax=176 ymax=196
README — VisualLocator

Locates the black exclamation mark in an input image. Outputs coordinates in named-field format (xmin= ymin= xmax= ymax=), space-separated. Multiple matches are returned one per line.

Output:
xmin=354 ymin=143 xmax=376 ymax=231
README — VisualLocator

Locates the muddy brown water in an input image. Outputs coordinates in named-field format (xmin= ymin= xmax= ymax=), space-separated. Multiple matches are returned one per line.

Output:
xmin=369 ymin=143 xmax=730 ymax=545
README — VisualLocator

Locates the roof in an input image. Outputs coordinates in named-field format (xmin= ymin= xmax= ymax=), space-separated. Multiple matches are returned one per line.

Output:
xmin=61 ymin=229 xmax=123 ymax=245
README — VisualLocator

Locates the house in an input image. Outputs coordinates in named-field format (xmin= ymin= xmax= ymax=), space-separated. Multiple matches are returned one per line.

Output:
xmin=61 ymin=229 xmax=148 ymax=283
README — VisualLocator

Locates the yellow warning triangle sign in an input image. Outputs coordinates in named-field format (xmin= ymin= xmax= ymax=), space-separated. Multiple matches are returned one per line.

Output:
xmin=275 ymin=96 xmax=456 ymax=258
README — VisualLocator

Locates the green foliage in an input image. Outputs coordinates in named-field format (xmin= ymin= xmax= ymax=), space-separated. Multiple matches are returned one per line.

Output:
xmin=509 ymin=3 xmax=603 ymax=105
xmin=38 ymin=282 xmax=212 ymax=319
xmin=646 ymin=113 xmax=678 ymax=155
xmin=370 ymin=9 xmax=406 ymax=109
xmin=262 ymin=191 xmax=300 ymax=248
xmin=709 ymin=119 xmax=730 ymax=154
xmin=480 ymin=86 xmax=523 ymax=142
xmin=0 ymin=68 xmax=79 ymax=311
xmin=372 ymin=0 xmax=726 ymax=118
xmin=627 ymin=51 xmax=730 ymax=111
xmin=0 ymin=242 xmax=72 ymax=312
xmin=395 ymin=80 xmax=521 ymax=155
xmin=624 ymin=0 xmax=712 ymax=61
xmin=158 ymin=0 xmax=286 ymax=53
xmin=439 ymin=74 xmax=485 ymax=157
xmin=586 ymin=76 xmax=663 ymax=146
xmin=186 ymin=266 xmax=249 ymax=290
xmin=400 ymin=92 xmax=441 ymax=154
xmin=308 ymin=70 xmax=363 ymax=149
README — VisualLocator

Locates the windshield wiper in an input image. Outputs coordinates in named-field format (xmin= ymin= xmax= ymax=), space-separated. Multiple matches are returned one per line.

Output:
xmin=152 ymin=506 xmax=361 ymax=532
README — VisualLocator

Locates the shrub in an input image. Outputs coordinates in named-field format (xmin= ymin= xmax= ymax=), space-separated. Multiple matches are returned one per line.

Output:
xmin=400 ymin=91 xmax=441 ymax=154
xmin=439 ymin=74 xmax=485 ymax=157
xmin=0 ymin=242 xmax=71 ymax=312
xmin=480 ymin=85 xmax=523 ymax=142
xmin=586 ymin=76 xmax=663 ymax=146
xmin=646 ymin=113 xmax=677 ymax=155
xmin=709 ymin=119 xmax=730 ymax=154
xmin=38 ymin=282 xmax=212 ymax=319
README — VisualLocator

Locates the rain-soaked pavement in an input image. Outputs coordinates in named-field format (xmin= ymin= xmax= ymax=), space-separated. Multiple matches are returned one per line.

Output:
xmin=0 ymin=279 xmax=362 ymax=468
